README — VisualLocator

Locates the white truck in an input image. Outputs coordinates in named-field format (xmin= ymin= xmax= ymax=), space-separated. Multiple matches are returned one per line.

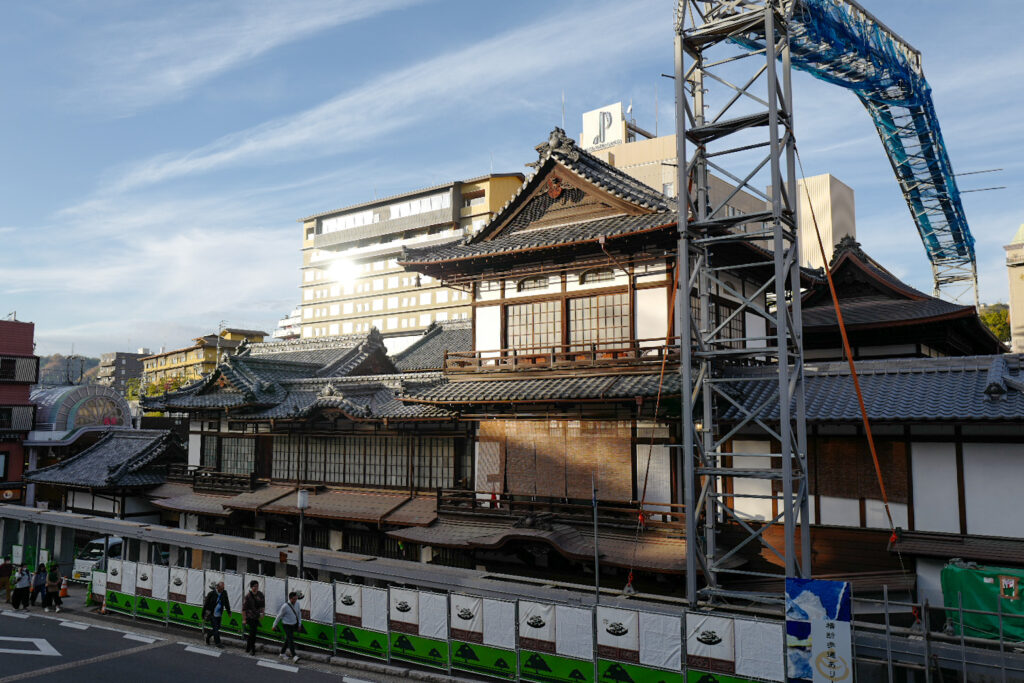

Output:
xmin=72 ymin=537 xmax=122 ymax=583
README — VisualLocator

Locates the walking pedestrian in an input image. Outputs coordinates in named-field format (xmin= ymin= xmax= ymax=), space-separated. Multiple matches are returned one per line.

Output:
xmin=242 ymin=580 xmax=265 ymax=655
xmin=29 ymin=564 xmax=46 ymax=607
xmin=272 ymin=591 xmax=302 ymax=663
xmin=11 ymin=565 xmax=31 ymax=610
xmin=202 ymin=581 xmax=230 ymax=648
xmin=0 ymin=556 xmax=11 ymax=604
xmin=43 ymin=564 xmax=63 ymax=612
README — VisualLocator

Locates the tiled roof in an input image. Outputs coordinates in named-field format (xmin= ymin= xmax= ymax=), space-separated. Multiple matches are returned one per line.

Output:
xmin=801 ymin=297 xmax=971 ymax=329
xmin=25 ymin=429 xmax=183 ymax=489
xmin=260 ymin=489 xmax=415 ymax=524
xmin=401 ymin=372 xmax=680 ymax=405
xmin=388 ymin=518 xmax=687 ymax=573
xmin=143 ymin=331 xmax=401 ymax=415
xmin=722 ymin=354 xmax=1024 ymax=423
xmin=392 ymin=320 xmax=472 ymax=372
xmin=401 ymin=212 xmax=675 ymax=265
xmin=152 ymin=492 xmax=233 ymax=517
xmin=890 ymin=530 xmax=1024 ymax=565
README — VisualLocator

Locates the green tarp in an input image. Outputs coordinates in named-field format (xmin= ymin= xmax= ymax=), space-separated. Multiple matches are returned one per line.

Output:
xmin=941 ymin=563 xmax=1024 ymax=641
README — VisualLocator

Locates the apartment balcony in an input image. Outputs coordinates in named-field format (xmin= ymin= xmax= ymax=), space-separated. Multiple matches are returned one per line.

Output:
xmin=0 ymin=355 xmax=39 ymax=384
xmin=443 ymin=337 xmax=680 ymax=374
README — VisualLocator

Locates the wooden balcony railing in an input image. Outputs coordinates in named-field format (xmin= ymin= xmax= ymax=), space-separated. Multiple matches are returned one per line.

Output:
xmin=444 ymin=337 xmax=680 ymax=374
xmin=437 ymin=489 xmax=686 ymax=531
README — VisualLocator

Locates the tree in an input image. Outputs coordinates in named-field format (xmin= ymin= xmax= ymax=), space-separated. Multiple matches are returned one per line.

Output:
xmin=524 ymin=653 xmax=552 ymax=676
xmin=455 ymin=643 xmax=479 ymax=664
xmin=980 ymin=303 xmax=1011 ymax=342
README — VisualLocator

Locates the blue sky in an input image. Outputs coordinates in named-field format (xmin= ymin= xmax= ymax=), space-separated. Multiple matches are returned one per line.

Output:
xmin=1 ymin=0 xmax=1021 ymax=357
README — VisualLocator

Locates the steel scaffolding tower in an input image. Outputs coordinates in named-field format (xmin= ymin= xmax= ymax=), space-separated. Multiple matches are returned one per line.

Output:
xmin=675 ymin=0 xmax=810 ymax=604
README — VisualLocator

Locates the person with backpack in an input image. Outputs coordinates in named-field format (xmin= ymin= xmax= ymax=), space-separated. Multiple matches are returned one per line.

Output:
xmin=11 ymin=566 xmax=31 ymax=610
xmin=202 ymin=581 xmax=231 ymax=648
xmin=242 ymin=579 xmax=265 ymax=655
xmin=272 ymin=591 xmax=302 ymax=663
xmin=29 ymin=564 xmax=46 ymax=607
xmin=43 ymin=564 xmax=63 ymax=612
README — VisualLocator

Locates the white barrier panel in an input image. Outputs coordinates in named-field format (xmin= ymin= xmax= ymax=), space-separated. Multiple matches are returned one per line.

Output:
xmin=597 ymin=606 xmax=639 ymax=660
xmin=639 ymin=612 xmax=681 ymax=671
xmin=310 ymin=581 xmax=334 ymax=624
xmin=288 ymin=578 xmax=312 ymax=619
xmin=186 ymin=569 xmax=205 ymax=605
xmin=362 ymin=587 xmax=388 ymax=633
xmin=483 ymin=598 xmax=515 ymax=650
xmin=686 ymin=613 xmax=735 ymax=673
xmin=122 ymin=561 xmax=137 ymax=596
xmin=136 ymin=563 xmax=153 ymax=594
xmin=335 ymin=583 xmax=362 ymax=625
xmin=555 ymin=605 xmax=593 ymax=660
xmin=169 ymin=567 xmax=188 ymax=601
xmin=107 ymin=559 xmax=123 ymax=590
xmin=735 ymin=618 xmax=784 ymax=682
xmin=519 ymin=601 xmax=556 ymax=652
xmin=264 ymin=576 xmax=286 ymax=615
xmin=418 ymin=591 xmax=448 ymax=640
xmin=92 ymin=570 xmax=107 ymax=597
xmin=389 ymin=587 xmax=419 ymax=632
xmin=224 ymin=573 xmax=244 ymax=616
xmin=152 ymin=566 xmax=169 ymax=601
xmin=450 ymin=594 xmax=483 ymax=642
xmin=205 ymin=570 xmax=224 ymax=592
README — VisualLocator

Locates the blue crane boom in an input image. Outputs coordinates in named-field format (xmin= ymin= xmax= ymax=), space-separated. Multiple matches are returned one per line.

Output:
xmin=737 ymin=0 xmax=978 ymax=304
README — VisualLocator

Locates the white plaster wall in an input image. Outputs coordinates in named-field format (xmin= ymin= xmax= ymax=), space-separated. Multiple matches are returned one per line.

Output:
xmin=70 ymin=491 xmax=115 ymax=513
xmin=864 ymin=500 xmax=908 ymax=529
xmin=916 ymin=558 xmax=946 ymax=606
xmin=745 ymin=312 xmax=766 ymax=349
xmin=910 ymin=442 xmax=959 ymax=533
xmin=636 ymin=287 xmax=668 ymax=344
xmin=188 ymin=432 xmax=202 ymax=468
xmin=635 ymin=444 xmax=672 ymax=513
xmin=963 ymin=442 xmax=1024 ymax=538
xmin=818 ymin=496 xmax=860 ymax=526
xmin=729 ymin=450 xmax=774 ymax=522
xmin=475 ymin=306 xmax=501 ymax=353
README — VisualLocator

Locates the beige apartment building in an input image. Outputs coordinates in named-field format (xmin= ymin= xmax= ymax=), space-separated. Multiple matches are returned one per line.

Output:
xmin=1006 ymin=224 xmax=1024 ymax=353
xmin=581 ymin=102 xmax=854 ymax=269
xmin=299 ymin=174 xmax=522 ymax=353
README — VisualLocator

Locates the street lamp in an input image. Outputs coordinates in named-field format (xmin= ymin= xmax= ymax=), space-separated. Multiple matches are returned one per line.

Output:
xmin=296 ymin=488 xmax=309 ymax=579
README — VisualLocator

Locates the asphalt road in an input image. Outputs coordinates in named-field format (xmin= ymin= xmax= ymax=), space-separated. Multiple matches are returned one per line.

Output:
xmin=0 ymin=609 xmax=352 ymax=682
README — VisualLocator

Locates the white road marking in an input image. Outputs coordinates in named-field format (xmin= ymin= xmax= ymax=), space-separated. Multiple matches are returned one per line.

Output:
xmin=343 ymin=678 xmax=375 ymax=683
xmin=123 ymin=633 xmax=156 ymax=643
xmin=183 ymin=645 xmax=222 ymax=657
xmin=257 ymin=660 xmax=299 ymax=673
xmin=1 ymin=610 xmax=30 ymax=619
xmin=0 ymin=636 xmax=61 ymax=656
xmin=59 ymin=621 xmax=89 ymax=630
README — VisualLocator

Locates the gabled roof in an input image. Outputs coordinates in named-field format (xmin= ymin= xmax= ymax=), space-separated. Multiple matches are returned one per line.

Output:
xmin=143 ymin=330 xmax=398 ymax=414
xmin=392 ymin=319 xmax=473 ymax=372
xmin=722 ymin=354 xmax=1024 ymax=423
xmin=400 ymin=128 xmax=676 ymax=271
xmin=25 ymin=429 xmax=184 ymax=489
xmin=799 ymin=237 xmax=1004 ymax=355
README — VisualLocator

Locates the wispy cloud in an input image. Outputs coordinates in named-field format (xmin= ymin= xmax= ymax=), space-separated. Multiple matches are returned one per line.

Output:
xmin=107 ymin=0 xmax=668 ymax=192
xmin=72 ymin=0 xmax=422 ymax=115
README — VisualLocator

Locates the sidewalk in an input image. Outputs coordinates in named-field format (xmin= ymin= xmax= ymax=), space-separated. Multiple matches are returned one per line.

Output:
xmin=3 ymin=589 xmax=466 ymax=683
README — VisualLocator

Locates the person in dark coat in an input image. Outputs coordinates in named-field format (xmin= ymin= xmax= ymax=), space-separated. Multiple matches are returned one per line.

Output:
xmin=29 ymin=565 xmax=46 ymax=606
xmin=242 ymin=580 xmax=265 ymax=655
xmin=202 ymin=581 xmax=231 ymax=647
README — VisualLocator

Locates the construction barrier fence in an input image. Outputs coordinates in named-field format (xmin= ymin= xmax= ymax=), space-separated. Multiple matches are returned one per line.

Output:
xmin=91 ymin=561 xmax=787 ymax=683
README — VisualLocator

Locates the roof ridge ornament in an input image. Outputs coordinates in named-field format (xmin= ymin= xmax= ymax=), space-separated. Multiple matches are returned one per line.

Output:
xmin=830 ymin=235 xmax=867 ymax=266
xmin=528 ymin=127 xmax=580 ymax=169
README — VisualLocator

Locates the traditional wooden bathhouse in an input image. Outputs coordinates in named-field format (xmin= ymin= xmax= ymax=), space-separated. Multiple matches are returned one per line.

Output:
xmin=142 ymin=330 xmax=470 ymax=565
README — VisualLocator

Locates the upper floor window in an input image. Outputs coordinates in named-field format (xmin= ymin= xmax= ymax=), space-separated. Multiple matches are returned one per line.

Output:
xmin=0 ymin=358 xmax=16 ymax=380
xmin=517 ymin=276 xmax=550 ymax=292
xmin=579 ymin=269 xmax=615 ymax=285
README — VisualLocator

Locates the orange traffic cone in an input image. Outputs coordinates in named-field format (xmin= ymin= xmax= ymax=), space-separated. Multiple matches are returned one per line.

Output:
xmin=60 ymin=578 xmax=69 ymax=598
